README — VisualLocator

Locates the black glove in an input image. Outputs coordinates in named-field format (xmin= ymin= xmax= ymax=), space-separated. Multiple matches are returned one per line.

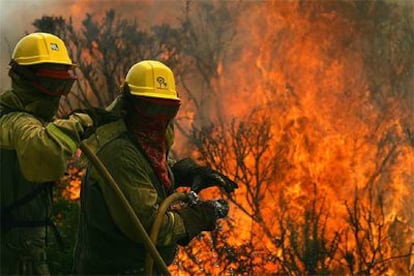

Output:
xmin=172 ymin=158 xmax=238 ymax=193
xmin=69 ymin=108 xmax=120 ymax=139
xmin=79 ymin=108 xmax=120 ymax=127
xmin=176 ymin=199 xmax=229 ymax=245
xmin=211 ymin=199 xmax=229 ymax=219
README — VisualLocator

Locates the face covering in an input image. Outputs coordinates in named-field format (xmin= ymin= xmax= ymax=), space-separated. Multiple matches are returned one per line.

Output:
xmin=125 ymin=96 xmax=180 ymax=190
xmin=9 ymin=60 xmax=77 ymax=97
xmin=5 ymin=62 xmax=78 ymax=121
xmin=24 ymin=95 xmax=61 ymax=121
xmin=5 ymin=70 xmax=62 ymax=121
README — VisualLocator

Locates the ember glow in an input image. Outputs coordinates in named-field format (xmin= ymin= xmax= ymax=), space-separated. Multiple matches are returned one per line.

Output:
xmin=53 ymin=0 xmax=414 ymax=274
xmin=172 ymin=1 xmax=414 ymax=275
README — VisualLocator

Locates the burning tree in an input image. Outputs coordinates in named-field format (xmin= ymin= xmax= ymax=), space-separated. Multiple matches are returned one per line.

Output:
xmin=172 ymin=0 xmax=414 ymax=275
xmin=30 ymin=0 xmax=413 ymax=274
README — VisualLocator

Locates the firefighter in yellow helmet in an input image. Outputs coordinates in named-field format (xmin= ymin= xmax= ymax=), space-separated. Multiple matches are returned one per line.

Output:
xmin=0 ymin=32 xmax=93 ymax=275
xmin=72 ymin=60 xmax=237 ymax=274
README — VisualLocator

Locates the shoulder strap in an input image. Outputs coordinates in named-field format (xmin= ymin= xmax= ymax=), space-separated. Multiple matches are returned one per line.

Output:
xmin=0 ymin=105 xmax=64 ymax=249
xmin=0 ymin=102 xmax=37 ymax=119
xmin=1 ymin=182 xmax=53 ymax=214
xmin=1 ymin=106 xmax=53 ymax=214
xmin=0 ymin=105 xmax=14 ymax=117
xmin=0 ymin=105 xmax=31 ymax=119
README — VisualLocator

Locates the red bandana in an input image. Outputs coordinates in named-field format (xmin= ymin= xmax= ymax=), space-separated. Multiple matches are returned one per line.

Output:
xmin=125 ymin=97 xmax=180 ymax=190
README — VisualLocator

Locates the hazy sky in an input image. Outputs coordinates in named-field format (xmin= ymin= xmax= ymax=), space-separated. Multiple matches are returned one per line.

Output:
xmin=1 ymin=0 xmax=71 ymax=90
xmin=0 ymin=0 xmax=182 ymax=91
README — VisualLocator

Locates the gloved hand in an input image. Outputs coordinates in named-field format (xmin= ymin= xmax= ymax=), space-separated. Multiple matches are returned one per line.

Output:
xmin=76 ymin=107 xmax=120 ymax=127
xmin=68 ymin=112 xmax=93 ymax=128
xmin=172 ymin=158 xmax=238 ymax=193
xmin=210 ymin=199 xmax=229 ymax=219
xmin=176 ymin=199 xmax=229 ymax=245
xmin=69 ymin=108 xmax=120 ymax=139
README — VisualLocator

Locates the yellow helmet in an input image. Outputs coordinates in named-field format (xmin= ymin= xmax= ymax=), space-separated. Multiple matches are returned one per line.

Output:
xmin=124 ymin=60 xmax=180 ymax=101
xmin=12 ymin=32 xmax=74 ymax=66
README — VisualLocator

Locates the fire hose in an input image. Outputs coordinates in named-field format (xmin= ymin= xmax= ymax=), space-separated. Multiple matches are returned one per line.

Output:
xmin=144 ymin=192 xmax=189 ymax=275
xmin=80 ymin=141 xmax=230 ymax=275
xmin=80 ymin=141 xmax=173 ymax=275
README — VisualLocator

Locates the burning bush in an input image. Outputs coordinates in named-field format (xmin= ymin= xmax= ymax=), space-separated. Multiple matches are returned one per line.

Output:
xmin=28 ymin=0 xmax=414 ymax=274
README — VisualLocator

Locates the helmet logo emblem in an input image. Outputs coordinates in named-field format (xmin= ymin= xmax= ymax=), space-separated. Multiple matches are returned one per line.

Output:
xmin=50 ymin=43 xmax=59 ymax=51
xmin=156 ymin=76 xmax=168 ymax=89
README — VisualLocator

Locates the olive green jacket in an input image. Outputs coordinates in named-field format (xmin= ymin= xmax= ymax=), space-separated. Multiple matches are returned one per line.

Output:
xmin=0 ymin=87 xmax=91 ymax=268
xmin=0 ymin=95 xmax=89 ymax=183
xmin=73 ymin=119 xmax=186 ymax=274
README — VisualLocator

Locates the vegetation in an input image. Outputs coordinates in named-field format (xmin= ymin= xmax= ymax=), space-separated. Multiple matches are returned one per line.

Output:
xmin=29 ymin=0 xmax=413 ymax=274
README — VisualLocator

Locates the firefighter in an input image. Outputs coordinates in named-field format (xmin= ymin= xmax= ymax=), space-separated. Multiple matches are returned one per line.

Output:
xmin=0 ymin=32 xmax=93 ymax=275
xmin=72 ymin=60 xmax=237 ymax=274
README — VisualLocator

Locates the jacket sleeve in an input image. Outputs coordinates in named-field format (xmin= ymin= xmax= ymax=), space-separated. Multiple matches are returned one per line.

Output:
xmin=94 ymin=140 xmax=187 ymax=246
xmin=0 ymin=112 xmax=91 ymax=182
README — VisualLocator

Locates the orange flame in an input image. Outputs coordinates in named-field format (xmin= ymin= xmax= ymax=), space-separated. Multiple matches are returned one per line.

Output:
xmin=174 ymin=1 xmax=413 ymax=274
xmin=59 ymin=0 xmax=413 ymax=274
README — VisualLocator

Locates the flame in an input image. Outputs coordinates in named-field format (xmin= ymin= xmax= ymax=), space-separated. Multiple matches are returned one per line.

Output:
xmin=174 ymin=0 xmax=413 ymax=274
xmin=61 ymin=165 xmax=84 ymax=201
xmin=56 ymin=0 xmax=413 ymax=274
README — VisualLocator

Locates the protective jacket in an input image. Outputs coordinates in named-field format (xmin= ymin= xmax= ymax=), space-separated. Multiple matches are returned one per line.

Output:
xmin=0 ymin=82 xmax=90 ymax=275
xmin=72 ymin=118 xmax=187 ymax=274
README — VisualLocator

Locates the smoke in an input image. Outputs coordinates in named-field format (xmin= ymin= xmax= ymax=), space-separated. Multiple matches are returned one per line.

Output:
xmin=0 ymin=0 xmax=183 ymax=91
xmin=1 ymin=0 xmax=70 ymax=90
